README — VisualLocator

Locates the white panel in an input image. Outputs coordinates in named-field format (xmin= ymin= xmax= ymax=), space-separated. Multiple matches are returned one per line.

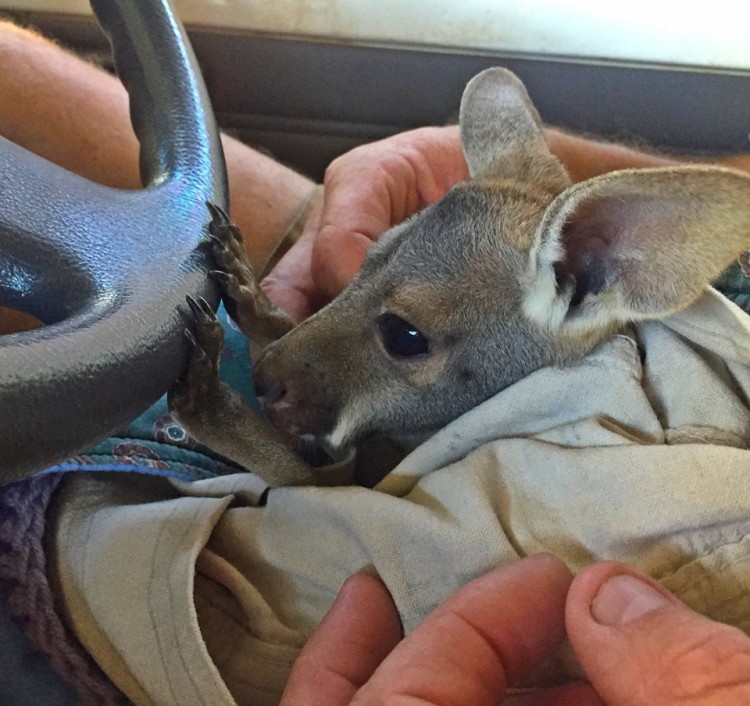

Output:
xmin=3 ymin=0 xmax=750 ymax=69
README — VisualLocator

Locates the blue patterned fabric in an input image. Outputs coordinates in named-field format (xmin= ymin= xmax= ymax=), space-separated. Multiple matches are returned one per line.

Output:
xmin=44 ymin=304 xmax=254 ymax=482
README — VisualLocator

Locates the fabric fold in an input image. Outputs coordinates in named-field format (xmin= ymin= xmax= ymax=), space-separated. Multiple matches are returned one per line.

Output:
xmin=50 ymin=287 xmax=750 ymax=705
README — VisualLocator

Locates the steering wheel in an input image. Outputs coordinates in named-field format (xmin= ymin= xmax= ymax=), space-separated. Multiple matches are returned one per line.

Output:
xmin=0 ymin=0 xmax=226 ymax=483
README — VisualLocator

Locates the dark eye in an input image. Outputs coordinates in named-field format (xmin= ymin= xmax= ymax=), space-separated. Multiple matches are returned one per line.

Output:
xmin=377 ymin=313 xmax=431 ymax=358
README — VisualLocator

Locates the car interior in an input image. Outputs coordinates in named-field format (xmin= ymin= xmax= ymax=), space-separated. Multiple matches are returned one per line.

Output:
xmin=1 ymin=1 xmax=748 ymax=703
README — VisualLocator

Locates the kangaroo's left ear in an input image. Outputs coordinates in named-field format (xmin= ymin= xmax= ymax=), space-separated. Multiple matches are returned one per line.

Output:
xmin=524 ymin=166 xmax=750 ymax=334
xmin=459 ymin=67 xmax=567 ymax=189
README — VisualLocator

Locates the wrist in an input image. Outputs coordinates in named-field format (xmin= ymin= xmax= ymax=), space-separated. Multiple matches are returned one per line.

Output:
xmin=544 ymin=126 xmax=677 ymax=182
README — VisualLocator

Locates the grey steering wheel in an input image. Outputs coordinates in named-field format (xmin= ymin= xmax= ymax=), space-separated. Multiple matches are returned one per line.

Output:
xmin=0 ymin=0 xmax=226 ymax=483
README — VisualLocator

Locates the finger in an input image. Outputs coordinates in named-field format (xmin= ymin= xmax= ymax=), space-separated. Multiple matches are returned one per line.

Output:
xmin=311 ymin=126 xmax=468 ymax=300
xmin=311 ymin=171 xmax=394 ymax=299
xmin=280 ymin=571 xmax=402 ymax=706
xmin=506 ymin=682 xmax=604 ymax=706
xmin=567 ymin=562 xmax=750 ymax=706
xmin=312 ymin=223 xmax=374 ymax=297
xmin=262 ymin=221 xmax=327 ymax=322
xmin=352 ymin=554 xmax=573 ymax=706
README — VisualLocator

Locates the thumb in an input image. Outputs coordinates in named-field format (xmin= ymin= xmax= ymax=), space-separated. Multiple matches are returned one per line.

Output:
xmin=566 ymin=562 xmax=750 ymax=706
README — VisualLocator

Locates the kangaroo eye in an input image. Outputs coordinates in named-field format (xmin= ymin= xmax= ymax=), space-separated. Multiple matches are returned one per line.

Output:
xmin=377 ymin=313 xmax=431 ymax=358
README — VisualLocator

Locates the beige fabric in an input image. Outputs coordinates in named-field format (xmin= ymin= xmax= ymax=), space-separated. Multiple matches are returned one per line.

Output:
xmin=52 ymin=287 xmax=750 ymax=706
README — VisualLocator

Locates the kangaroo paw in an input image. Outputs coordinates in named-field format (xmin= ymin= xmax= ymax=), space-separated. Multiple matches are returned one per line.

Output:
xmin=169 ymin=295 xmax=224 ymax=419
xmin=205 ymin=202 xmax=295 ymax=343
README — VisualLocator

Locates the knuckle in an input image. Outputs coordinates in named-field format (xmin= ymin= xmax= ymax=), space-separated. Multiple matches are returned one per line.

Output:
xmin=323 ymin=157 xmax=343 ymax=180
xmin=324 ymin=151 xmax=362 ymax=183
xmin=258 ymin=274 xmax=278 ymax=295
xmin=324 ymin=144 xmax=411 ymax=187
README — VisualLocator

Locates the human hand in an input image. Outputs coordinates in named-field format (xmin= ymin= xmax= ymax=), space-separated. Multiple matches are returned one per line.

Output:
xmin=261 ymin=123 xmax=750 ymax=322
xmin=280 ymin=555 xmax=750 ymax=705
xmin=262 ymin=125 xmax=468 ymax=321
xmin=567 ymin=561 xmax=750 ymax=705
xmin=280 ymin=554 xmax=599 ymax=706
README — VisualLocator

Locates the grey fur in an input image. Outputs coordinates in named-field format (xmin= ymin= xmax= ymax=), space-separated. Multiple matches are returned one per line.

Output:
xmin=171 ymin=68 xmax=750 ymax=486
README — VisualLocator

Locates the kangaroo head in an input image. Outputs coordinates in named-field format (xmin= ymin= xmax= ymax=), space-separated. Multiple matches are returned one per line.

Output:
xmin=255 ymin=68 xmax=750 ymax=452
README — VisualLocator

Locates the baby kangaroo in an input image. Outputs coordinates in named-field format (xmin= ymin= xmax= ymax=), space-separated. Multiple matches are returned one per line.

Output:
xmin=170 ymin=68 xmax=750 ymax=486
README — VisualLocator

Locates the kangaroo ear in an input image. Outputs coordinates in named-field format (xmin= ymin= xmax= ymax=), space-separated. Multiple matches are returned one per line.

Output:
xmin=524 ymin=166 xmax=750 ymax=334
xmin=459 ymin=67 xmax=566 ymax=188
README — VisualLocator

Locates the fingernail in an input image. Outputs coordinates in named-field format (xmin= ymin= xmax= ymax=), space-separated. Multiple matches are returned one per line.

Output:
xmin=592 ymin=574 xmax=670 ymax=626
